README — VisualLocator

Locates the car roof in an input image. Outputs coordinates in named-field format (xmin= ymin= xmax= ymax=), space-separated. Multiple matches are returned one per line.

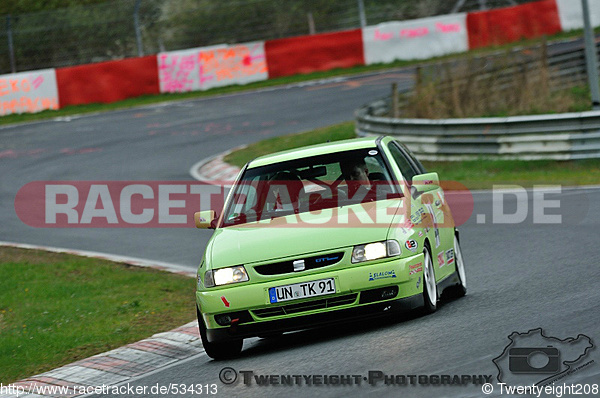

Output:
xmin=247 ymin=136 xmax=385 ymax=168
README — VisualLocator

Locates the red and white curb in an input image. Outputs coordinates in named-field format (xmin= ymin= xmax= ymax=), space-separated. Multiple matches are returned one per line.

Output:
xmin=0 ymin=242 xmax=205 ymax=397
xmin=189 ymin=147 xmax=243 ymax=183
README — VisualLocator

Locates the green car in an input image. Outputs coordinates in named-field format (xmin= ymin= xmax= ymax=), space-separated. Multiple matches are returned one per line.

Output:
xmin=194 ymin=136 xmax=467 ymax=359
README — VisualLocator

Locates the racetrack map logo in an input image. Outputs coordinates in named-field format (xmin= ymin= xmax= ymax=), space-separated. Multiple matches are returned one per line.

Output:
xmin=492 ymin=328 xmax=595 ymax=387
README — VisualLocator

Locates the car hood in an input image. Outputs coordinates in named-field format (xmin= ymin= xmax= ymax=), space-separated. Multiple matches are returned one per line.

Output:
xmin=207 ymin=199 xmax=403 ymax=267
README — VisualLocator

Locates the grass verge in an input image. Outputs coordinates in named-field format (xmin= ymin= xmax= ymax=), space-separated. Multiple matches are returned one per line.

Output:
xmin=223 ymin=122 xmax=600 ymax=189
xmin=0 ymin=247 xmax=195 ymax=384
xmin=224 ymin=122 xmax=356 ymax=167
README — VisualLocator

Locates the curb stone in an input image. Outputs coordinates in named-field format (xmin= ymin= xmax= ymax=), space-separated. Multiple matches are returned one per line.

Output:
xmin=189 ymin=147 xmax=243 ymax=182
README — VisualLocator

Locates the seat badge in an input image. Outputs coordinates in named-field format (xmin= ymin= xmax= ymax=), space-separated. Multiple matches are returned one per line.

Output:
xmin=293 ymin=259 xmax=305 ymax=272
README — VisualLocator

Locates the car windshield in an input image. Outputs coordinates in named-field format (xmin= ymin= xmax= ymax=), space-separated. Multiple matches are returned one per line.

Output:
xmin=221 ymin=148 xmax=401 ymax=227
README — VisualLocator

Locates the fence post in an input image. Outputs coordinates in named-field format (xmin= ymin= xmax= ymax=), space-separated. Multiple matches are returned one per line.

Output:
xmin=451 ymin=0 xmax=467 ymax=13
xmin=307 ymin=12 xmax=316 ymax=35
xmin=540 ymin=36 xmax=549 ymax=91
xmin=134 ymin=0 xmax=144 ymax=57
xmin=6 ymin=14 xmax=16 ymax=73
xmin=357 ymin=0 xmax=367 ymax=28
xmin=415 ymin=66 xmax=423 ymax=95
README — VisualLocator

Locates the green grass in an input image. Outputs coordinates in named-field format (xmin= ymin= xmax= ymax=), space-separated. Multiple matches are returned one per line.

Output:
xmin=424 ymin=159 xmax=600 ymax=189
xmin=0 ymin=247 xmax=196 ymax=384
xmin=223 ymin=122 xmax=600 ymax=189
xmin=0 ymin=29 xmax=594 ymax=126
xmin=224 ymin=121 xmax=356 ymax=167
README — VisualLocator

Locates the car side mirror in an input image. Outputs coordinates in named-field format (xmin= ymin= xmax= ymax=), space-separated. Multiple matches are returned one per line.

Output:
xmin=412 ymin=172 xmax=440 ymax=194
xmin=194 ymin=210 xmax=217 ymax=229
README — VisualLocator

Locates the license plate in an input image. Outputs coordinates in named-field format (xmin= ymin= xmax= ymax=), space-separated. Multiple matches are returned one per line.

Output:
xmin=269 ymin=278 xmax=336 ymax=303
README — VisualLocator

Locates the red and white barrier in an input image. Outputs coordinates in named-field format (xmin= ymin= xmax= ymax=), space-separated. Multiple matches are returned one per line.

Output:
xmin=158 ymin=42 xmax=268 ymax=93
xmin=363 ymin=14 xmax=469 ymax=64
xmin=556 ymin=0 xmax=600 ymax=31
xmin=0 ymin=69 xmax=58 ymax=116
xmin=467 ymin=0 xmax=561 ymax=49
xmin=55 ymin=56 xmax=160 ymax=107
xmin=2 ymin=0 xmax=597 ymax=114
xmin=265 ymin=29 xmax=364 ymax=78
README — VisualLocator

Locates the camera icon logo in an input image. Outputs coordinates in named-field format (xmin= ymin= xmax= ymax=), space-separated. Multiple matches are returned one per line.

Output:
xmin=493 ymin=328 xmax=595 ymax=386
xmin=508 ymin=346 xmax=560 ymax=374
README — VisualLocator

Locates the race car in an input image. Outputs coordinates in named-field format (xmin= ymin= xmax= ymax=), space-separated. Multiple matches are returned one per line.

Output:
xmin=194 ymin=135 xmax=467 ymax=359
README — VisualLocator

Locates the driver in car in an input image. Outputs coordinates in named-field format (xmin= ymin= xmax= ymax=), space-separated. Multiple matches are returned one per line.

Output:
xmin=340 ymin=158 xmax=372 ymax=201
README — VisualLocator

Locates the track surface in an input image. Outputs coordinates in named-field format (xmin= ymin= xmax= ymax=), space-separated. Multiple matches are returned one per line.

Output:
xmin=0 ymin=71 xmax=414 ymax=267
xmin=1 ymin=40 xmax=599 ymax=397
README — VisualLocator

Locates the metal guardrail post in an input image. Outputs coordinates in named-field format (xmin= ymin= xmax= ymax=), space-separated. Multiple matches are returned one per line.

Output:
xmin=582 ymin=0 xmax=600 ymax=109
xmin=391 ymin=83 xmax=399 ymax=118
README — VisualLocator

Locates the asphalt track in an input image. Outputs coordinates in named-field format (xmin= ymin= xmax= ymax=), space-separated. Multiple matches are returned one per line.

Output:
xmin=0 ymin=71 xmax=415 ymax=267
xmin=1 ymin=44 xmax=599 ymax=397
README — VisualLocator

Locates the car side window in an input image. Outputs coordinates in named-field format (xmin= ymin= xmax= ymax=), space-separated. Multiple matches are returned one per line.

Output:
xmin=388 ymin=142 xmax=419 ymax=183
xmin=395 ymin=141 xmax=426 ymax=174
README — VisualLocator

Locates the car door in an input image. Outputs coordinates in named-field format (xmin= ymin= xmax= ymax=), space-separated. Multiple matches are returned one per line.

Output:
xmin=386 ymin=141 xmax=455 ymax=280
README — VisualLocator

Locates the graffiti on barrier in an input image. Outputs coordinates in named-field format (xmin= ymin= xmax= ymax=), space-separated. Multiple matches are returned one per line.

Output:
xmin=158 ymin=42 xmax=268 ymax=93
xmin=0 ymin=69 xmax=59 ymax=115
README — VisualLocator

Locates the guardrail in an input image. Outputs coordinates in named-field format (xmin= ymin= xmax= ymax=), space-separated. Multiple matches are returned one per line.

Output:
xmin=355 ymin=40 xmax=600 ymax=161
xmin=355 ymin=99 xmax=600 ymax=160
xmin=414 ymin=39 xmax=591 ymax=94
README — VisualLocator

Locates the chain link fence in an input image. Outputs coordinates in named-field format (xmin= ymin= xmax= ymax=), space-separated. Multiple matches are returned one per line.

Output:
xmin=0 ymin=0 xmax=536 ymax=74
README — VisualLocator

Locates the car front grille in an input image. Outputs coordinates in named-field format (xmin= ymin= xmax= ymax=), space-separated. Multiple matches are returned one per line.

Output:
xmin=253 ymin=252 xmax=344 ymax=275
xmin=252 ymin=293 xmax=358 ymax=318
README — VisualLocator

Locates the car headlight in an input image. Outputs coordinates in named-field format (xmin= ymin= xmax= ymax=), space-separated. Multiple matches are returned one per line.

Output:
xmin=204 ymin=265 xmax=249 ymax=287
xmin=351 ymin=240 xmax=401 ymax=263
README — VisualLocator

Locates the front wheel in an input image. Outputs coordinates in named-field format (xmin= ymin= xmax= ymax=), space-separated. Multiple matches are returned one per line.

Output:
xmin=197 ymin=308 xmax=243 ymax=360
xmin=421 ymin=247 xmax=437 ymax=314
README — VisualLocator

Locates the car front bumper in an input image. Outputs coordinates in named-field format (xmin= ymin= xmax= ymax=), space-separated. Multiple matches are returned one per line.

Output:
xmin=197 ymin=253 xmax=425 ymax=342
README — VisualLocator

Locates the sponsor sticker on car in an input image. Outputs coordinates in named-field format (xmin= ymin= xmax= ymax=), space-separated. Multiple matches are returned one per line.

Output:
xmin=409 ymin=262 xmax=423 ymax=275
xmin=445 ymin=248 xmax=455 ymax=265
xmin=369 ymin=270 xmax=397 ymax=281
xmin=405 ymin=239 xmax=418 ymax=252
xmin=437 ymin=252 xmax=445 ymax=267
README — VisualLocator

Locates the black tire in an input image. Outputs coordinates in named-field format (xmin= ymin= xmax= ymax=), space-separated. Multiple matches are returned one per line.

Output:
xmin=450 ymin=235 xmax=467 ymax=298
xmin=197 ymin=308 xmax=243 ymax=360
xmin=421 ymin=246 xmax=437 ymax=314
